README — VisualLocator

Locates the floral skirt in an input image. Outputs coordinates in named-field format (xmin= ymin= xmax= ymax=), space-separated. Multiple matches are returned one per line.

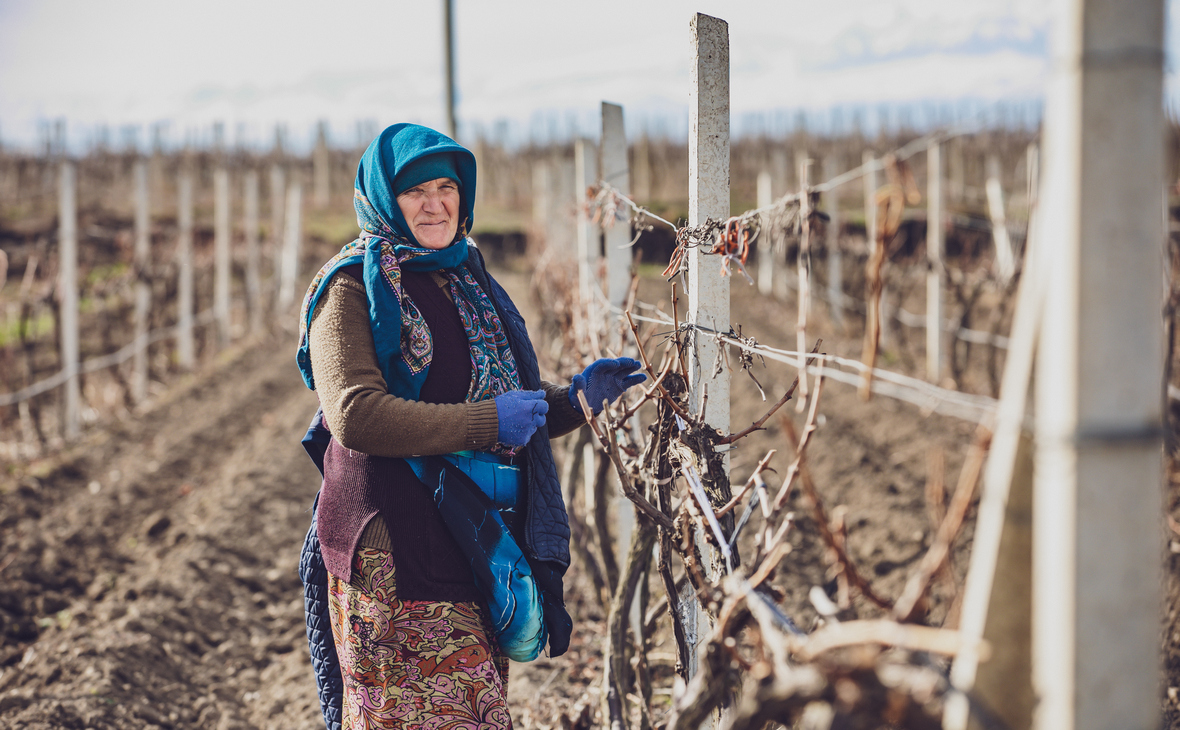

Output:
xmin=327 ymin=547 xmax=512 ymax=729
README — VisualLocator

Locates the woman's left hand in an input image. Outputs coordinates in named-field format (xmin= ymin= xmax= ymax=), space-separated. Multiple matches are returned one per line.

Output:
xmin=569 ymin=357 xmax=647 ymax=415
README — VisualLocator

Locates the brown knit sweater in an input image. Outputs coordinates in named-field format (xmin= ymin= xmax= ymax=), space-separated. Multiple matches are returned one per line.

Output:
xmin=309 ymin=269 xmax=583 ymax=559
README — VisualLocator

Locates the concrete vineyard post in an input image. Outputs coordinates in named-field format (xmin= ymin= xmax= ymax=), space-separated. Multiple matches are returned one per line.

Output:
xmin=823 ymin=154 xmax=843 ymax=326
xmin=863 ymin=150 xmax=890 ymax=347
xmin=771 ymin=148 xmax=789 ymax=301
xmin=986 ymin=154 xmax=1015 ymax=283
xmin=599 ymin=101 xmax=638 ymax=644
xmin=633 ymin=133 xmax=653 ymax=202
xmin=574 ymin=138 xmax=599 ymax=303
xmin=601 ymin=102 xmax=631 ymax=309
xmin=1032 ymin=0 xmax=1165 ymax=727
xmin=796 ymin=152 xmax=811 ymax=407
xmin=279 ymin=181 xmax=303 ymax=309
xmin=687 ymin=12 xmax=730 ymax=701
xmin=214 ymin=166 xmax=231 ymax=347
xmin=270 ymin=164 xmax=286 ymax=311
xmin=927 ymin=141 xmax=944 ymax=383
xmin=244 ymin=170 xmax=261 ymax=333
xmin=314 ymin=121 xmax=330 ymax=209
xmin=177 ymin=169 xmax=195 ymax=369
xmin=756 ymin=170 xmax=773 ymax=295
xmin=132 ymin=159 xmax=151 ymax=403
xmin=531 ymin=160 xmax=550 ymax=249
xmin=58 ymin=160 xmax=79 ymax=440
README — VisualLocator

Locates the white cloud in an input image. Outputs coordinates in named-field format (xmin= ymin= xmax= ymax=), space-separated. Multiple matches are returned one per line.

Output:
xmin=0 ymin=0 xmax=1168 ymax=150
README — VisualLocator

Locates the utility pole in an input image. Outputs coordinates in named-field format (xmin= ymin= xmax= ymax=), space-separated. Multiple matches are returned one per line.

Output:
xmin=443 ymin=0 xmax=457 ymax=140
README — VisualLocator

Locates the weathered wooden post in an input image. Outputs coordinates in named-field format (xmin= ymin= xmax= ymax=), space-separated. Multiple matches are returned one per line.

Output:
xmin=214 ymin=165 xmax=232 ymax=347
xmin=601 ymin=102 xmax=631 ymax=309
xmin=58 ymin=160 xmax=79 ymax=439
xmin=278 ymin=181 xmax=303 ymax=309
xmin=177 ymin=166 xmax=195 ymax=369
xmin=926 ymin=140 xmax=944 ymax=383
xmin=686 ymin=12 xmax=730 ymax=691
xmin=574 ymin=138 xmax=599 ymax=302
xmin=132 ymin=158 xmax=151 ymax=403
xmin=986 ymin=154 xmax=1015 ymax=283
xmin=314 ymin=121 xmax=330 ymax=209
xmin=1031 ymin=0 xmax=1164 ymax=727
xmin=270 ymin=163 xmax=286 ymax=309
xmin=823 ymin=154 xmax=843 ymax=326
xmin=244 ymin=169 xmax=262 ymax=333
xmin=756 ymin=169 xmax=774 ymax=295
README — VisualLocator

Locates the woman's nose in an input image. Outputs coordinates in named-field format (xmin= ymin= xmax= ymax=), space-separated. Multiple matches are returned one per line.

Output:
xmin=421 ymin=191 xmax=444 ymax=213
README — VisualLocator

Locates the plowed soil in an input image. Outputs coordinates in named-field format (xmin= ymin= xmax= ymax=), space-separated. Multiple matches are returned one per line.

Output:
xmin=0 ymin=261 xmax=1174 ymax=729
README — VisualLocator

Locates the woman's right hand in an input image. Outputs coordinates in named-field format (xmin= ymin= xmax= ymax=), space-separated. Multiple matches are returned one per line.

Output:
xmin=494 ymin=390 xmax=549 ymax=446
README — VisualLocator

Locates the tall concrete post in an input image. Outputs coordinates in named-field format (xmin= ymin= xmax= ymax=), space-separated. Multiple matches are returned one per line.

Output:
xmin=132 ymin=159 xmax=151 ymax=403
xmin=927 ymin=141 xmax=944 ymax=383
xmin=686 ymin=16 xmax=730 ymax=710
xmin=177 ymin=168 xmax=195 ymax=369
xmin=574 ymin=139 xmax=599 ymax=302
xmin=601 ymin=102 xmax=631 ymax=309
xmin=823 ymin=154 xmax=843 ymax=326
xmin=213 ymin=166 xmax=232 ymax=347
xmin=58 ymin=161 xmax=79 ymax=439
xmin=1032 ymin=0 xmax=1165 ymax=728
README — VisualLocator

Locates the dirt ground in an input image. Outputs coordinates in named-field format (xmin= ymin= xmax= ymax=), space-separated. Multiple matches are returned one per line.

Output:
xmin=0 ymin=257 xmax=1175 ymax=729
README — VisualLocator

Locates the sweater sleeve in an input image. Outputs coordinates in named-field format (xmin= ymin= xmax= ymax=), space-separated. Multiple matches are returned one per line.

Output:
xmin=308 ymin=274 xmax=500 ymax=457
xmin=541 ymin=381 xmax=585 ymax=439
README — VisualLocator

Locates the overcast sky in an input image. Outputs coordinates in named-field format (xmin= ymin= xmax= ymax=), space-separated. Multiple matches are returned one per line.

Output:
xmin=0 ymin=0 xmax=1174 ymax=151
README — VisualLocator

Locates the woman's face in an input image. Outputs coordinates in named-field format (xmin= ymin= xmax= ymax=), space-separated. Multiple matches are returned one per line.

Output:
xmin=395 ymin=177 xmax=461 ymax=250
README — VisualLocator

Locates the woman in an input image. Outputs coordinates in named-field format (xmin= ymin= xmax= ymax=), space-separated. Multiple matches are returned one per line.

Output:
xmin=296 ymin=123 xmax=645 ymax=729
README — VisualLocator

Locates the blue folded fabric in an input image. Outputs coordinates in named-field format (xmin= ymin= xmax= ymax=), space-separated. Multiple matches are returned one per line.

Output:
xmin=406 ymin=453 xmax=549 ymax=662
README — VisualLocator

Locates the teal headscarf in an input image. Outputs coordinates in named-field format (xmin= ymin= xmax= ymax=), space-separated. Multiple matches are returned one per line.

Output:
xmin=297 ymin=123 xmax=513 ymax=405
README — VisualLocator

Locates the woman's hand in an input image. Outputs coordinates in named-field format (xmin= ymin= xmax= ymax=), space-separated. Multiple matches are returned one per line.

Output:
xmin=495 ymin=390 xmax=549 ymax=446
xmin=568 ymin=357 xmax=647 ymax=415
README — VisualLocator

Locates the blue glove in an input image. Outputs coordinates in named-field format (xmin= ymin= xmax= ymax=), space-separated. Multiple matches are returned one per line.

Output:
xmin=569 ymin=357 xmax=647 ymax=415
xmin=495 ymin=389 xmax=549 ymax=446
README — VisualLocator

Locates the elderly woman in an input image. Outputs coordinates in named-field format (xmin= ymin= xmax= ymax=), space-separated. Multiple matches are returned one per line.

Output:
xmin=296 ymin=124 xmax=645 ymax=729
